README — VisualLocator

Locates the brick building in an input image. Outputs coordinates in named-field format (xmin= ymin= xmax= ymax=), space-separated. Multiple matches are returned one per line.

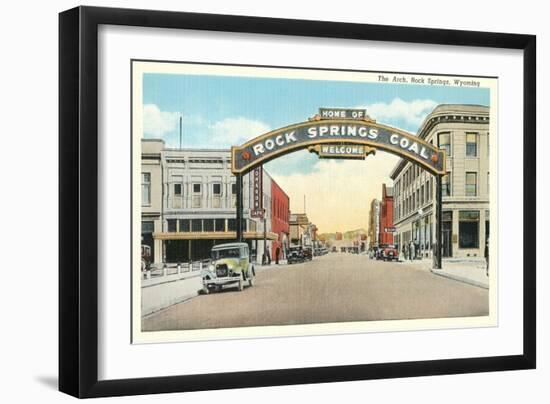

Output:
xmin=379 ymin=184 xmax=394 ymax=245
xmin=270 ymin=178 xmax=290 ymax=261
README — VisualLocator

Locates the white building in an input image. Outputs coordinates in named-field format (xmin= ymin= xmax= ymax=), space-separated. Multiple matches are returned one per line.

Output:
xmin=141 ymin=140 xmax=279 ymax=265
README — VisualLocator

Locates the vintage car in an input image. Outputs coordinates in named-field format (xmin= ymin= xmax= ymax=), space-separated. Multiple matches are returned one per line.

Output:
xmin=303 ymin=246 xmax=313 ymax=261
xmin=287 ymin=245 xmax=305 ymax=264
xmin=380 ymin=244 xmax=399 ymax=261
xmin=201 ymin=242 xmax=255 ymax=293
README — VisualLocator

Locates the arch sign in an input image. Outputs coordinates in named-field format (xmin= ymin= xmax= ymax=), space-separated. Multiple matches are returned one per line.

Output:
xmin=231 ymin=108 xmax=446 ymax=176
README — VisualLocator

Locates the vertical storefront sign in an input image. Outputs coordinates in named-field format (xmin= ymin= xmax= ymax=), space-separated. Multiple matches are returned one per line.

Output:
xmin=251 ymin=166 xmax=264 ymax=218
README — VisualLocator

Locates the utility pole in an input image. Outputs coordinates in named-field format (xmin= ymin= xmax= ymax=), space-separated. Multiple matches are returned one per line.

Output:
xmin=236 ymin=173 xmax=243 ymax=242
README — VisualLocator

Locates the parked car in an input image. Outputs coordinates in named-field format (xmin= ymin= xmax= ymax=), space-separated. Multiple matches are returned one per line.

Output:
xmin=201 ymin=242 xmax=255 ymax=293
xmin=287 ymin=245 xmax=305 ymax=264
xmin=380 ymin=244 xmax=399 ymax=261
xmin=303 ymin=246 xmax=313 ymax=261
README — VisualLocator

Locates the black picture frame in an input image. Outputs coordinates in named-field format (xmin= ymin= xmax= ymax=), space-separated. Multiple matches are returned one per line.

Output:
xmin=59 ymin=6 xmax=536 ymax=398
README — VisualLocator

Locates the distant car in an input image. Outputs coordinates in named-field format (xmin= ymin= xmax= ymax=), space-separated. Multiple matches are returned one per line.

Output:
xmin=380 ymin=244 xmax=399 ymax=261
xmin=201 ymin=242 xmax=255 ymax=293
xmin=287 ymin=246 xmax=305 ymax=264
xmin=303 ymin=246 xmax=313 ymax=261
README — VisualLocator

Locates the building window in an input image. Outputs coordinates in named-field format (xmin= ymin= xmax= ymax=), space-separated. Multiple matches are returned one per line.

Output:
xmin=141 ymin=173 xmax=151 ymax=206
xmin=466 ymin=133 xmax=477 ymax=157
xmin=215 ymin=218 xmax=225 ymax=232
xmin=203 ymin=219 xmax=214 ymax=232
xmin=231 ymin=183 xmax=237 ymax=208
xmin=420 ymin=184 xmax=424 ymax=206
xmin=167 ymin=219 xmax=177 ymax=232
xmin=459 ymin=210 xmax=480 ymax=249
xmin=172 ymin=184 xmax=182 ymax=209
xmin=191 ymin=219 xmax=202 ymax=232
xmin=465 ymin=172 xmax=477 ymax=196
xmin=438 ymin=132 xmax=451 ymax=156
xmin=179 ymin=219 xmax=190 ymax=232
xmin=141 ymin=221 xmax=154 ymax=234
xmin=212 ymin=183 xmax=222 ymax=208
xmin=442 ymin=172 xmax=451 ymax=196
xmin=192 ymin=183 xmax=201 ymax=208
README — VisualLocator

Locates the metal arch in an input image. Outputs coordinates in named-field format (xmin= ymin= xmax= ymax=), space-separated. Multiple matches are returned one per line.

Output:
xmin=231 ymin=119 xmax=446 ymax=176
xmin=232 ymin=118 xmax=446 ymax=269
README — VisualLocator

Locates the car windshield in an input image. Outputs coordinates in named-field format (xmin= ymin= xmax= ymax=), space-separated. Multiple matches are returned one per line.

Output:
xmin=211 ymin=248 xmax=241 ymax=260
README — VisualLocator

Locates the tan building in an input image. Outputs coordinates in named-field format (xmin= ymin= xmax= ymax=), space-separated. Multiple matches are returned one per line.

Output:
xmin=390 ymin=104 xmax=490 ymax=259
xmin=368 ymin=199 xmax=380 ymax=248
xmin=289 ymin=213 xmax=313 ymax=246
xmin=141 ymin=139 xmax=164 ymax=264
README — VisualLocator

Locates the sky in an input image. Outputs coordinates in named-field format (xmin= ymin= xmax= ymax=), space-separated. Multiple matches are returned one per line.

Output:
xmin=142 ymin=70 xmax=490 ymax=233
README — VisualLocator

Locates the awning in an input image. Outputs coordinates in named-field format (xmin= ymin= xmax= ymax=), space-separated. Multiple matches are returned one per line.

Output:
xmin=153 ymin=231 xmax=279 ymax=241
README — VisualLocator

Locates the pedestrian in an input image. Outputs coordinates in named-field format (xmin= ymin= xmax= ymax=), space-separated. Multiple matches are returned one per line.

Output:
xmin=409 ymin=241 xmax=415 ymax=261
xmin=266 ymin=247 xmax=271 ymax=264
xmin=275 ymin=246 xmax=280 ymax=265
xmin=485 ymin=237 xmax=489 ymax=277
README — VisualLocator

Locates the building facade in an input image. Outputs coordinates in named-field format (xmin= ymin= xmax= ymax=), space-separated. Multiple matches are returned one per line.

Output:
xmin=368 ymin=199 xmax=381 ymax=248
xmin=289 ymin=213 xmax=315 ymax=248
xmin=271 ymin=179 xmax=290 ymax=261
xmin=141 ymin=140 xmax=289 ymax=265
xmin=141 ymin=140 xmax=164 ymax=264
xmin=390 ymin=104 xmax=490 ymax=259
xmin=379 ymin=184 xmax=394 ymax=245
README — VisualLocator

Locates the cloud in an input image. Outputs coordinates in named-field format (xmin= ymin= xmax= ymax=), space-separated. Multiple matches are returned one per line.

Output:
xmin=270 ymin=152 xmax=400 ymax=233
xmin=363 ymin=98 xmax=438 ymax=128
xmin=264 ymin=149 xmax=320 ymax=176
xmin=143 ymin=104 xmax=180 ymax=137
xmin=209 ymin=117 xmax=270 ymax=146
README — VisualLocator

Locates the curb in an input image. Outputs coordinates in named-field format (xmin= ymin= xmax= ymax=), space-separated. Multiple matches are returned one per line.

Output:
xmin=430 ymin=268 xmax=489 ymax=289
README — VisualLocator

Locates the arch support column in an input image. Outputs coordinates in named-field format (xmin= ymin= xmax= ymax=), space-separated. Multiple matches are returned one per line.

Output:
xmin=236 ymin=173 xmax=243 ymax=242
xmin=434 ymin=174 xmax=443 ymax=269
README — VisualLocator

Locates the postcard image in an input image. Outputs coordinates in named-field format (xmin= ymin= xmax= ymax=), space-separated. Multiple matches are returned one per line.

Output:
xmin=132 ymin=61 xmax=497 ymax=343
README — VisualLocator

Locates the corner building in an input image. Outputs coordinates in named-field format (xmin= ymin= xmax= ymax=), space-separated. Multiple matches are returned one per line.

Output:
xmin=390 ymin=104 xmax=490 ymax=259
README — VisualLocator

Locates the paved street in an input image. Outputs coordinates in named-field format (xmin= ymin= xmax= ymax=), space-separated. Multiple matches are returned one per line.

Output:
xmin=142 ymin=252 xmax=489 ymax=331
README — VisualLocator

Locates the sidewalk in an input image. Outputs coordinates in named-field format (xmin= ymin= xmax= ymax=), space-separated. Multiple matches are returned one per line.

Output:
xmin=254 ymin=259 xmax=288 ymax=272
xmin=400 ymin=256 xmax=489 ymax=289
